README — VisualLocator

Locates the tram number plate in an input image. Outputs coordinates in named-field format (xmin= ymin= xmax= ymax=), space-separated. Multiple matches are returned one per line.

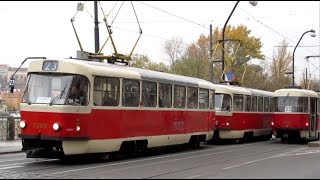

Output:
xmin=285 ymin=106 xmax=292 ymax=112
xmin=42 ymin=61 xmax=58 ymax=71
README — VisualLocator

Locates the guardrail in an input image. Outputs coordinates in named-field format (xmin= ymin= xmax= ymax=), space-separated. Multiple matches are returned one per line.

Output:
xmin=0 ymin=116 xmax=21 ymax=141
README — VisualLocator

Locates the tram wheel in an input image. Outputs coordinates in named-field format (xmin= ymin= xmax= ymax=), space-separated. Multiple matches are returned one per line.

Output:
xmin=189 ymin=136 xmax=200 ymax=149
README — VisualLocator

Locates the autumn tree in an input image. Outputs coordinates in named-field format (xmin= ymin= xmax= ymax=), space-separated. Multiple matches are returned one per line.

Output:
xmin=163 ymin=25 xmax=265 ymax=85
xmin=211 ymin=25 xmax=264 ymax=84
xmin=170 ymin=34 xmax=210 ymax=80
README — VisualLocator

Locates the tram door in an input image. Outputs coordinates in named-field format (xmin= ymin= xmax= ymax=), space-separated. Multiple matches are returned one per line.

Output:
xmin=309 ymin=97 xmax=317 ymax=138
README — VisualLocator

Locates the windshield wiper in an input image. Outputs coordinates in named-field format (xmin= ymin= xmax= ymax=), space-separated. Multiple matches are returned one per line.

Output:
xmin=22 ymin=84 xmax=31 ymax=105
xmin=49 ymin=85 xmax=68 ymax=106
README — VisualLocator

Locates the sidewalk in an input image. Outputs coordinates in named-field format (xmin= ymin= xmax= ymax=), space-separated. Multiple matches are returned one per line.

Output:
xmin=0 ymin=140 xmax=23 ymax=154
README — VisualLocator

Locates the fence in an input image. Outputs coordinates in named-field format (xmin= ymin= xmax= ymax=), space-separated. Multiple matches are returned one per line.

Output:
xmin=0 ymin=116 xmax=21 ymax=141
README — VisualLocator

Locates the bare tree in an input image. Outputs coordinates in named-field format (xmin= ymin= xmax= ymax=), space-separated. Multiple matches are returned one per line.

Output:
xmin=268 ymin=39 xmax=292 ymax=91
xmin=163 ymin=36 xmax=184 ymax=67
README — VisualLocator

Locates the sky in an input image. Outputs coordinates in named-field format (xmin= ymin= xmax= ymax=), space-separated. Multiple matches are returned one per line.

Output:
xmin=0 ymin=1 xmax=319 ymax=83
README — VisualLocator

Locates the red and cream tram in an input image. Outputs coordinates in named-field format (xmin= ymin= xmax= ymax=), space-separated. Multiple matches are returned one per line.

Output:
xmin=211 ymin=84 xmax=274 ymax=143
xmin=272 ymin=86 xmax=319 ymax=142
xmin=18 ymin=57 xmax=215 ymax=158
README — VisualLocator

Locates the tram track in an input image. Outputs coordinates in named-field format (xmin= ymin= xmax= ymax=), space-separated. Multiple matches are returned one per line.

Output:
xmin=0 ymin=140 xmax=306 ymax=179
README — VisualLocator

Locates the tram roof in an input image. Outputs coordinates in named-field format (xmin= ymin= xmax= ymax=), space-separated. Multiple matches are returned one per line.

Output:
xmin=210 ymin=84 xmax=251 ymax=95
xmin=210 ymin=84 xmax=273 ymax=97
xmin=246 ymin=88 xmax=274 ymax=97
xmin=28 ymin=58 xmax=213 ymax=89
xmin=274 ymin=88 xmax=319 ymax=97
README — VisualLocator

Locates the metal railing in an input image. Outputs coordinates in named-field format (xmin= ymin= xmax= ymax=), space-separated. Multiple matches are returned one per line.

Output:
xmin=0 ymin=116 xmax=21 ymax=141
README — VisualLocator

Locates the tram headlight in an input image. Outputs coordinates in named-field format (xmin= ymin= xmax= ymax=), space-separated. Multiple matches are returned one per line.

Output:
xmin=306 ymin=122 xmax=309 ymax=127
xmin=271 ymin=122 xmax=274 ymax=126
xmin=19 ymin=120 xmax=26 ymax=129
xmin=226 ymin=122 xmax=230 ymax=126
xmin=53 ymin=123 xmax=60 ymax=131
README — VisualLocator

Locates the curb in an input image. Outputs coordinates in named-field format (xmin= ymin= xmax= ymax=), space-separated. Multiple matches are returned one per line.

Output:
xmin=308 ymin=141 xmax=320 ymax=147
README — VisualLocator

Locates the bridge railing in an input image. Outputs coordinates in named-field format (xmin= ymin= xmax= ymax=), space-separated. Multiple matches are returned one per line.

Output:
xmin=0 ymin=116 xmax=21 ymax=141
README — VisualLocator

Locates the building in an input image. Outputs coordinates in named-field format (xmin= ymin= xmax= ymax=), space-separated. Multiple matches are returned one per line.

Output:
xmin=7 ymin=67 xmax=28 ymax=82
xmin=0 ymin=64 xmax=9 ymax=77
xmin=2 ymin=89 xmax=24 ymax=111
xmin=0 ymin=65 xmax=28 ymax=111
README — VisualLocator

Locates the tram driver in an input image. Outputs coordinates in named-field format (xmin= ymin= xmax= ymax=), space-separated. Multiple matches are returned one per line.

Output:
xmin=67 ymin=80 xmax=88 ymax=105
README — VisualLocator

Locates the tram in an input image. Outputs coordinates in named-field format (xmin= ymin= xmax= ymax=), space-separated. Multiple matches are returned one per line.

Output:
xmin=272 ymin=86 xmax=319 ymax=142
xmin=211 ymin=84 xmax=274 ymax=143
xmin=17 ymin=57 xmax=215 ymax=158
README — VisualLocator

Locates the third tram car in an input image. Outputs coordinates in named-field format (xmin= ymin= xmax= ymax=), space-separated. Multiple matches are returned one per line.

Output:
xmin=272 ymin=86 xmax=320 ymax=142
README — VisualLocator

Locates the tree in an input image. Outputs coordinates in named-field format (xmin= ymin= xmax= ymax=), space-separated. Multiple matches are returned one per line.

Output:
xmin=171 ymin=34 xmax=210 ymax=80
xmin=163 ymin=36 xmax=185 ymax=67
xmin=267 ymin=39 xmax=292 ymax=91
xmin=129 ymin=53 xmax=170 ymax=72
xmin=165 ymin=25 xmax=264 ymax=85
xmin=211 ymin=25 xmax=264 ymax=83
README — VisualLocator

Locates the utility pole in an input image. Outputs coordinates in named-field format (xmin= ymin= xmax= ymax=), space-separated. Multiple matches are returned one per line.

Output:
xmin=94 ymin=1 xmax=100 ymax=53
xmin=209 ymin=24 xmax=213 ymax=83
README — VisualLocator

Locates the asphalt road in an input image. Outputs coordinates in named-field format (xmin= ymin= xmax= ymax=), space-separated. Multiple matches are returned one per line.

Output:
xmin=1 ymin=139 xmax=320 ymax=179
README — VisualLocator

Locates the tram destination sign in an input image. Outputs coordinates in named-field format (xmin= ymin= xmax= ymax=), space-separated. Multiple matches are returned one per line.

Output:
xmin=42 ymin=60 xmax=58 ymax=71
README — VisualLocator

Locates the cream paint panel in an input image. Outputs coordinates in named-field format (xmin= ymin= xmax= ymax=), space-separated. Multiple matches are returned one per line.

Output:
xmin=27 ymin=59 xmax=141 ymax=79
xmin=216 ymin=111 xmax=233 ymax=116
xmin=62 ymin=131 xmax=213 ymax=155
xmin=300 ymin=130 xmax=309 ymax=139
xmin=274 ymin=89 xmax=318 ymax=97
xmin=20 ymin=103 xmax=92 ymax=114
xmin=219 ymin=128 xmax=271 ymax=139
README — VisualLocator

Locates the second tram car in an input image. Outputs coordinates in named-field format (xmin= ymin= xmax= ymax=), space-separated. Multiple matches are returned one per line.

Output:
xmin=211 ymin=84 xmax=274 ymax=143
xmin=18 ymin=57 xmax=215 ymax=158
xmin=272 ymin=86 xmax=320 ymax=142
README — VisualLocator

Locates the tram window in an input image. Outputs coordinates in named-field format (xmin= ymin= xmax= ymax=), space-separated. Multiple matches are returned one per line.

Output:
xmin=245 ymin=95 xmax=251 ymax=112
xmin=122 ymin=79 xmax=140 ymax=107
xmin=318 ymin=99 xmax=320 ymax=113
xmin=142 ymin=81 xmax=157 ymax=107
xmin=93 ymin=76 xmax=120 ymax=106
xmin=258 ymin=97 xmax=263 ymax=112
xmin=263 ymin=97 xmax=269 ymax=112
xmin=215 ymin=93 xmax=231 ymax=111
xmin=174 ymin=85 xmax=186 ymax=109
xmin=251 ymin=96 xmax=257 ymax=112
xmin=199 ymin=89 xmax=209 ymax=109
xmin=233 ymin=94 xmax=244 ymax=111
xmin=297 ymin=97 xmax=308 ymax=112
xmin=209 ymin=90 xmax=215 ymax=110
xmin=66 ymin=76 xmax=89 ymax=106
xmin=159 ymin=83 xmax=172 ymax=108
xmin=187 ymin=87 xmax=198 ymax=109
xmin=270 ymin=97 xmax=276 ymax=112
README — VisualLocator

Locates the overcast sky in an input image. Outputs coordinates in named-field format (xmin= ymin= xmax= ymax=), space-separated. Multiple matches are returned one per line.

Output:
xmin=0 ymin=1 xmax=319 ymax=83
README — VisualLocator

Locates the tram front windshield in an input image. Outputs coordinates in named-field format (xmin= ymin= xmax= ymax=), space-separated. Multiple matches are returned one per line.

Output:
xmin=22 ymin=73 xmax=89 ymax=106
xmin=276 ymin=96 xmax=308 ymax=112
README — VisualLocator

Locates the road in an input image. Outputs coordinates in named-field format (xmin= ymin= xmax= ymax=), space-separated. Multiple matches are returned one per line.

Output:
xmin=1 ymin=139 xmax=320 ymax=179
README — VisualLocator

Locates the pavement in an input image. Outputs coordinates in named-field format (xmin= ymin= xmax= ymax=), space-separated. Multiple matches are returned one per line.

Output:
xmin=0 ymin=140 xmax=23 ymax=154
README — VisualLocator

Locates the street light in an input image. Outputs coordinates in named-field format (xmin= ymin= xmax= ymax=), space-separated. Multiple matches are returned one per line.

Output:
xmin=290 ymin=29 xmax=316 ymax=86
xmin=221 ymin=1 xmax=257 ymax=81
